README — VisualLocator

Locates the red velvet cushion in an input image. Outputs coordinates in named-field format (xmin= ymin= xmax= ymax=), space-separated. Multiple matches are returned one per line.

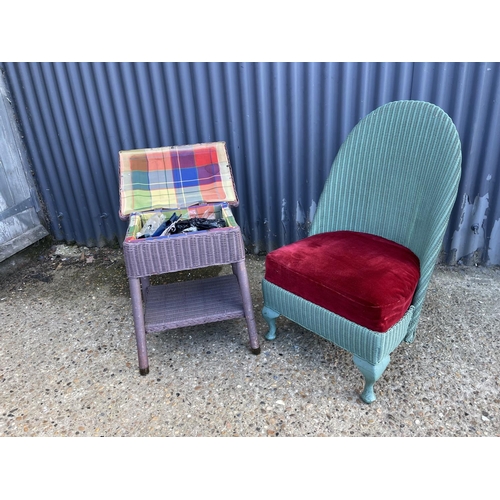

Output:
xmin=265 ymin=231 xmax=420 ymax=332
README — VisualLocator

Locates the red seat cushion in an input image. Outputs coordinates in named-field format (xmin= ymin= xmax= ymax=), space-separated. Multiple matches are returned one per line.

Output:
xmin=264 ymin=231 xmax=420 ymax=332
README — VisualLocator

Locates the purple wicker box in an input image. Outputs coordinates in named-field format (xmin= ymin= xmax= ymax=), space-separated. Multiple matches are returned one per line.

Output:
xmin=122 ymin=204 xmax=245 ymax=277
xmin=119 ymin=141 xmax=260 ymax=374
xmin=120 ymin=142 xmax=244 ymax=276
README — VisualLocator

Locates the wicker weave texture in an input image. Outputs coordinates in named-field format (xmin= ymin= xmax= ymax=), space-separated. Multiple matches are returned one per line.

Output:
xmin=310 ymin=100 xmax=462 ymax=342
xmin=124 ymin=227 xmax=245 ymax=278
xmin=144 ymin=275 xmax=245 ymax=333
xmin=262 ymin=279 xmax=414 ymax=365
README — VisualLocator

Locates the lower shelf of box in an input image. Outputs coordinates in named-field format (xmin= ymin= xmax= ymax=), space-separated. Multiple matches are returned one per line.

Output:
xmin=144 ymin=274 xmax=245 ymax=333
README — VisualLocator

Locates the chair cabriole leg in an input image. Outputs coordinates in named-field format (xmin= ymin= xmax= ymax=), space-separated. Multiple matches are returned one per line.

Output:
xmin=353 ymin=354 xmax=390 ymax=404
xmin=262 ymin=306 xmax=280 ymax=341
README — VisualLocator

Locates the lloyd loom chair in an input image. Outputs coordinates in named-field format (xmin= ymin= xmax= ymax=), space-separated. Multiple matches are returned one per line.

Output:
xmin=262 ymin=100 xmax=462 ymax=403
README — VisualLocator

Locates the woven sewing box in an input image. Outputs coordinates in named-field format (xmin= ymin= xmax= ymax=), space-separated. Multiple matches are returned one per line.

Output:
xmin=119 ymin=141 xmax=260 ymax=375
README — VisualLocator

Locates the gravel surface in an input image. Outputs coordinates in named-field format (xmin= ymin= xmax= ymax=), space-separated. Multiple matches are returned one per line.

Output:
xmin=1 ymin=239 xmax=499 ymax=437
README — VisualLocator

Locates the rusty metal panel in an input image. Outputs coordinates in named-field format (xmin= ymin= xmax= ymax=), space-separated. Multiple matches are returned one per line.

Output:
xmin=1 ymin=62 xmax=499 ymax=264
xmin=410 ymin=62 xmax=500 ymax=265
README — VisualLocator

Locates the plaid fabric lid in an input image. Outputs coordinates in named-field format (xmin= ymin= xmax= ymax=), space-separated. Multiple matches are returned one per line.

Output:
xmin=119 ymin=141 xmax=238 ymax=218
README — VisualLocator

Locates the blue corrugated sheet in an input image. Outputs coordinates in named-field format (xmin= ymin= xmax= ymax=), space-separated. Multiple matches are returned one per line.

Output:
xmin=1 ymin=62 xmax=499 ymax=264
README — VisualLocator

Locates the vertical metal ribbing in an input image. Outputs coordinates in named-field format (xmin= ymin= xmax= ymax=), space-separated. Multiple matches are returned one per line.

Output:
xmin=239 ymin=63 xmax=263 ymax=249
xmin=148 ymin=62 xmax=172 ymax=144
xmin=1 ymin=62 xmax=498 ymax=262
xmin=53 ymin=63 xmax=105 ymax=244
xmin=77 ymin=63 xmax=122 ymax=240
xmin=31 ymin=62 xmax=83 ymax=241
xmin=161 ymin=63 xmax=185 ymax=146
xmin=253 ymin=61 xmax=274 ymax=252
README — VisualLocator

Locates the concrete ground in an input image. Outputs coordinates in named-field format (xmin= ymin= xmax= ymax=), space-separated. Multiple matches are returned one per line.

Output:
xmin=1 ymin=238 xmax=499 ymax=437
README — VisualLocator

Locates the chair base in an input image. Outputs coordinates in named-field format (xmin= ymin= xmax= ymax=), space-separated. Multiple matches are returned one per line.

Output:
xmin=261 ymin=279 xmax=413 ymax=403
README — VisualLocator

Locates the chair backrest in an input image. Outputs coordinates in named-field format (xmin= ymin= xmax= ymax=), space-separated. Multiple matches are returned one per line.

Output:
xmin=310 ymin=100 xmax=462 ymax=340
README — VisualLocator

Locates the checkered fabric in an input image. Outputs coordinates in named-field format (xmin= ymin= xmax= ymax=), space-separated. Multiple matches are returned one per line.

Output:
xmin=119 ymin=142 xmax=238 ymax=217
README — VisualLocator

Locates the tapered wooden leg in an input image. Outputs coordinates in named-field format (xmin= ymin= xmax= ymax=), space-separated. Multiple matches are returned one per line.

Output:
xmin=129 ymin=277 xmax=149 ymax=375
xmin=232 ymin=261 xmax=260 ymax=354
xmin=353 ymin=354 xmax=390 ymax=404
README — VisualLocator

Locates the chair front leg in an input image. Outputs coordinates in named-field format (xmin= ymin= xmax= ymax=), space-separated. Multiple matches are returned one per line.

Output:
xmin=262 ymin=306 xmax=280 ymax=341
xmin=353 ymin=354 xmax=390 ymax=404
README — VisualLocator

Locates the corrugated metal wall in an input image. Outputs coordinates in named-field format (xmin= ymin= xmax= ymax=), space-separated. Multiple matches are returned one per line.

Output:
xmin=1 ymin=62 xmax=499 ymax=264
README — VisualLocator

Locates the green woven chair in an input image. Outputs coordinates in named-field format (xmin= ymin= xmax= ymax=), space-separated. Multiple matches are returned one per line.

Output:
xmin=262 ymin=100 xmax=462 ymax=403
